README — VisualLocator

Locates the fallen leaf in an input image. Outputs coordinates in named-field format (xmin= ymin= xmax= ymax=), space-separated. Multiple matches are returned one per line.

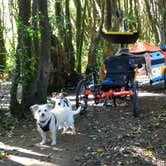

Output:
xmin=97 ymin=147 xmax=104 ymax=153
xmin=86 ymin=147 xmax=91 ymax=151
xmin=91 ymin=151 xmax=97 ymax=155
xmin=144 ymin=150 xmax=153 ymax=158
xmin=0 ymin=150 xmax=8 ymax=159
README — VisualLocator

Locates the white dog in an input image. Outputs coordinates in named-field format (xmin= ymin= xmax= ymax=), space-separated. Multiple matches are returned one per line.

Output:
xmin=30 ymin=98 xmax=82 ymax=145
xmin=51 ymin=95 xmax=82 ymax=135
xmin=30 ymin=104 xmax=57 ymax=145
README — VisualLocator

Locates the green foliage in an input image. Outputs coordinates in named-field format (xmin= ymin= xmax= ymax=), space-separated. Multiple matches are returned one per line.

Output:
xmin=93 ymin=38 xmax=105 ymax=73
xmin=47 ymin=97 xmax=55 ymax=107
xmin=29 ymin=57 xmax=37 ymax=74
xmin=124 ymin=8 xmax=137 ymax=23
xmin=81 ymin=42 xmax=89 ymax=72
xmin=24 ymin=26 xmax=35 ymax=37
xmin=53 ymin=67 xmax=59 ymax=75
xmin=0 ymin=22 xmax=5 ymax=31
xmin=16 ymin=17 xmax=23 ymax=30
xmin=22 ymin=54 xmax=37 ymax=82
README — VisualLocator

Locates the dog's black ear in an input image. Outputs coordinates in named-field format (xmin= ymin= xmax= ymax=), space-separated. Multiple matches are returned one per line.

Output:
xmin=46 ymin=103 xmax=54 ymax=110
xmin=30 ymin=104 xmax=39 ymax=112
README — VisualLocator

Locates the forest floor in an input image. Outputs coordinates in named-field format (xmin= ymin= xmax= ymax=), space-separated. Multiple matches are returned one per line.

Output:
xmin=0 ymin=82 xmax=166 ymax=166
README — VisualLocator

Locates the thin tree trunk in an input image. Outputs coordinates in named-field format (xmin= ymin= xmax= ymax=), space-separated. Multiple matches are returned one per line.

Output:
xmin=0 ymin=17 xmax=6 ymax=74
xmin=75 ymin=0 xmax=81 ymax=72
xmin=87 ymin=0 xmax=97 ymax=67
xmin=37 ymin=0 xmax=51 ymax=103
xmin=106 ymin=0 xmax=112 ymax=30
xmin=10 ymin=0 xmax=31 ymax=117
xmin=144 ymin=0 xmax=159 ymax=44
xmin=157 ymin=0 xmax=166 ymax=44
xmin=65 ymin=0 xmax=75 ymax=72
xmin=55 ymin=0 xmax=65 ymax=44
xmin=134 ymin=0 xmax=141 ymax=33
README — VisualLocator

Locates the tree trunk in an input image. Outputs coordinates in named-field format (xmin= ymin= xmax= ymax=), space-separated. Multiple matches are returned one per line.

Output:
xmin=37 ymin=0 xmax=51 ymax=102
xmin=48 ymin=0 xmax=79 ymax=92
xmin=48 ymin=35 xmax=66 ymax=92
xmin=106 ymin=0 xmax=112 ymax=30
xmin=25 ymin=0 xmax=40 ymax=105
xmin=10 ymin=0 xmax=31 ymax=118
xmin=65 ymin=0 xmax=75 ymax=73
xmin=10 ymin=0 xmax=51 ymax=118
xmin=75 ymin=0 xmax=82 ymax=73
xmin=144 ymin=0 xmax=159 ymax=44
xmin=157 ymin=0 xmax=166 ymax=44
xmin=0 ymin=16 xmax=6 ymax=75
xmin=87 ymin=0 xmax=98 ymax=68
xmin=55 ymin=0 xmax=65 ymax=44
xmin=134 ymin=0 xmax=141 ymax=33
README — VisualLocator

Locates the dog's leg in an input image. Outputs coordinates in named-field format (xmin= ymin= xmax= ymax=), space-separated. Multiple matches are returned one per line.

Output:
xmin=51 ymin=131 xmax=56 ymax=145
xmin=59 ymin=124 xmax=67 ymax=134
xmin=62 ymin=122 xmax=68 ymax=134
xmin=40 ymin=130 xmax=47 ymax=145
xmin=62 ymin=127 xmax=67 ymax=134
xmin=70 ymin=124 xmax=76 ymax=135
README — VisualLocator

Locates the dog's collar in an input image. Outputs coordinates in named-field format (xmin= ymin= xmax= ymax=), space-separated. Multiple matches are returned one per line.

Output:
xmin=38 ymin=116 xmax=57 ymax=132
xmin=38 ymin=117 xmax=52 ymax=132
xmin=39 ymin=119 xmax=47 ymax=123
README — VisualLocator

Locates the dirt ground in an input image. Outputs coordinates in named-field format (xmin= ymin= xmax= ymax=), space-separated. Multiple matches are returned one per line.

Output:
xmin=0 ymin=84 xmax=166 ymax=166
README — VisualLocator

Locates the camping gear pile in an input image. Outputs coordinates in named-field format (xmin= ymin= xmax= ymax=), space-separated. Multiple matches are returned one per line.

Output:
xmin=130 ymin=42 xmax=166 ymax=85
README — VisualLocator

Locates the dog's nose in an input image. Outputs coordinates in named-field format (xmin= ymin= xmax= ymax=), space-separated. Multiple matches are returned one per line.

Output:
xmin=41 ymin=113 xmax=45 ymax=117
xmin=58 ymin=103 xmax=61 ymax=106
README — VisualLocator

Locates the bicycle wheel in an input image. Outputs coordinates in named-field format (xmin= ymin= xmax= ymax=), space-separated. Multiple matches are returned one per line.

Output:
xmin=76 ymin=79 xmax=88 ymax=114
xmin=131 ymin=81 xmax=140 ymax=117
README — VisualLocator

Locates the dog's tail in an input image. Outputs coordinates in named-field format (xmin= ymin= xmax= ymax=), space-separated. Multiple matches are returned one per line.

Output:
xmin=72 ymin=106 xmax=82 ymax=115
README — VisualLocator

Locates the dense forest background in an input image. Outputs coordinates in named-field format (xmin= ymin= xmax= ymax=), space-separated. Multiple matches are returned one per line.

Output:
xmin=0 ymin=0 xmax=166 ymax=117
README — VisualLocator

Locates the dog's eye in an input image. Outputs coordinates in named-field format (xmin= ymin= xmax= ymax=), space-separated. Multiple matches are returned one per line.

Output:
xmin=44 ymin=109 xmax=47 ymax=112
xmin=58 ymin=103 xmax=61 ymax=106
xmin=38 ymin=110 xmax=41 ymax=113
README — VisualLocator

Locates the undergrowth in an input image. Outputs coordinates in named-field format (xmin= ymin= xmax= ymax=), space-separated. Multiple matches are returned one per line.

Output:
xmin=0 ymin=109 xmax=18 ymax=137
